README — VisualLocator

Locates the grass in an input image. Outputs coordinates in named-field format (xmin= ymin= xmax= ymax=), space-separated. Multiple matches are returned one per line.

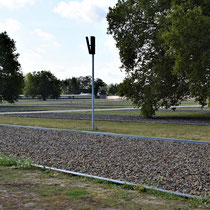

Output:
xmin=0 ymin=157 xmax=209 ymax=209
xmin=0 ymin=116 xmax=209 ymax=142
xmin=0 ymin=98 xmax=133 ymax=111
xmin=83 ymin=109 xmax=210 ymax=118
xmin=65 ymin=188 xmax=90 ymax=199
xmin=0 ymin=154 xmax=32 ymax=169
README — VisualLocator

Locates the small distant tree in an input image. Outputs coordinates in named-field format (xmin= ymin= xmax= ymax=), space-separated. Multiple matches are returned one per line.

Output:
xmin=62 ymin=77 xmax=80 ymax=94
xmin=94 ymin=78 xmax=107 ymax=97
xmin=62 ymin=76 xmax=107 ymax=96
xmin=24 ymin=73 xmax=37 ymax=98
xmin=24 ymin=70 xmax=61 ymax=100
xmin=0 ymin=32 xmax=24 ymax=103
xmin=108 ymin=83 xmax=118 ymax=96
xmin=79 ymin=76 xmax=92 ymax=93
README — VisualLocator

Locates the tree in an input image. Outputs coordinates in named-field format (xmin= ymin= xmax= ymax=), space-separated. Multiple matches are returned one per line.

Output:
xmin=24 ymin=72 xmax=37 ymax=98
xmin=62 ymin=77 xmax=80 ymax=94
xmin=162 ymin=0 xmax=210 ymax=106
xmin=79 ymin=76 xmax=92 ymax=93
xmin=94 ymin=78 xmax=107 ymax=97
xmin=107 ymin=83 xmax=119 ymax=96
xmin=107 ymin=0 xmax=210 ymax=117
xmin=24 ymin=71 xmax=61 ymax=100
xmin=0 ymin=32 xmax=24 ymax=103
xmin=62 ymin=76 xmax=107 ymax=97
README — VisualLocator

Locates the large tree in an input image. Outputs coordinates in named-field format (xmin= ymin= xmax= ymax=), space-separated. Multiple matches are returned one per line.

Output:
xmin=0 ymin=32 xmax=24 ymax=103
xmin=107 ymin=0 xmax=210 ymax=117
xmin=24 ymin=71 xmax=61 ymax=100
xmin=162 ymin=0 xmax=210 ymax=106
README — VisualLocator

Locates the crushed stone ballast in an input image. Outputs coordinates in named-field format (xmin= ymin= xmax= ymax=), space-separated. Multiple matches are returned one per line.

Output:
xmin=0 ymin=124 xmax=209 ymax=145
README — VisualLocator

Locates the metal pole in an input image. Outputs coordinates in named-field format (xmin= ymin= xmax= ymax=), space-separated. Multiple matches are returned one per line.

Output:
xmin=92 ymin=54 xmax=94 ymax=130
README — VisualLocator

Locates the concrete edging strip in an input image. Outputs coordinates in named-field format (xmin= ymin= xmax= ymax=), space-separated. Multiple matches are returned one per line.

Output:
xmin=32 ymin=164 xmax=202 ymax=199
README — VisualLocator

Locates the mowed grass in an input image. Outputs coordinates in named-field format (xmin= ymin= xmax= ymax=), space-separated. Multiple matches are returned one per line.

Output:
xmin=0 ymin=99 xmax=133 ymax=110
xmin=0 ymin=116 xmax=209 ymax=142
xmin=84 ymin=109 xmax=210 ymax=118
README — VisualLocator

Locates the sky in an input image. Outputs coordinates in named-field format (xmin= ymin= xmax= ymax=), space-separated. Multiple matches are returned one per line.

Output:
xmin=0 ymin=0 xmax=125 ymax=84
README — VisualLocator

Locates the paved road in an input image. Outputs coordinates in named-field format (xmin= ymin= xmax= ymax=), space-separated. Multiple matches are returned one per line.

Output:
xmin=0 ymin=105 xmax=208 ymax=115
xmin=0 ymin=107 xmax=137 ymax=115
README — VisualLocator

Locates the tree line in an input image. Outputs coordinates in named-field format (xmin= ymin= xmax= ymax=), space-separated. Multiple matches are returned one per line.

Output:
xmin=24 ymin=72 xmax=119 ymax=100
xmin=0 ymin=31 xmax=119 ymax=101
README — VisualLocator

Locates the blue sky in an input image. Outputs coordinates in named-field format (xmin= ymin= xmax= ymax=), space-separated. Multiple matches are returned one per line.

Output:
xmin=0 ymin=0 xmax=125 ymax=84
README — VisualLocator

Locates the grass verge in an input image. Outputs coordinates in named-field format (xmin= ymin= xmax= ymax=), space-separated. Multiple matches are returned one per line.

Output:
xmin=0 ymin=116 xmax=209 ymax=142
xmin=83 ymin=110 xmax=210 ymax=118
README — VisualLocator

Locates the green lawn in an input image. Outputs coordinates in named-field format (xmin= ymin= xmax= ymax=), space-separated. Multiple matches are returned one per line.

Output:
xmin=86 ymin=109 xmax=210 ymax=119
xmin=0 ymin=99 xmax=134 ymax=111
xmin=0 ymin=116 xmax=209 ymax=142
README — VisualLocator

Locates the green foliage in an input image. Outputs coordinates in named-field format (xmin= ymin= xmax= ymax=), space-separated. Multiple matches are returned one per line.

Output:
xmin=24 ymin=72 xmax=38 ymax=98
xmin=62 ymin=76 xmax=107 ymax=97
xmin=0 ymin=32 xmax=24 ymax=103
xmin=94 ymin=78 xmax=107 ymax=96
xmin=0 ymin=154 xmax=32 ymax=169
xmin=162 ymin=0 xmax=210 ymax=106
xmin=107 ymin=0 xmax=210 ymax=117
xmin=24 ymin=70 xmax=61 ymax=100
xmin=108 ymin=83 xmax=119 ymax=96
xmin=62 ymin=77 xmax=80 ymax=94
xmin=78 ymin=76 xmax=92 ymax=94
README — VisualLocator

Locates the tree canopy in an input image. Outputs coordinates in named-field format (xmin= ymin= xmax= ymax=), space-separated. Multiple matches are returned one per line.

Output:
xmin=107 ymin=83 xmax=119 ymax=96
xmin=62 ymin=76 xmax=107 ymax=97
xmin=24 ymin=71 xmax=61 ymax=100
xmin=107 ymin=0 xmax=210 ymax=117
xmin=0 ymin=32 xmax=24 ymax=103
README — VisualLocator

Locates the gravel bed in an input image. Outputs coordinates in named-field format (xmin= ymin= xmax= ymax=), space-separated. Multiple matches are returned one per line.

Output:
xmin=5 ymin=112 xmax=210 ymax=125
xmin=0 ymin=125 xmax=209 ymax=196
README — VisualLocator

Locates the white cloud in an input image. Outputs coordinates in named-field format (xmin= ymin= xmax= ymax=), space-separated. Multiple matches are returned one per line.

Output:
xmin=54 ymin=0 xmax=116 ymax=23
xmin=34 ymin=29 xmax=55 ymax=41
xmin=0 ymin=18 xmax=21 ymax=33
xmin=34 ymin=29 xmax=61 ymax=47
xmin=0 ymin=0 xmax=35 ymax=9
